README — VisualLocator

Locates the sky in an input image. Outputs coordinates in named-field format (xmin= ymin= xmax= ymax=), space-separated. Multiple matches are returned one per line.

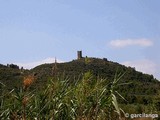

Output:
xmin=0 ymin=0 xmax=160 ymax=79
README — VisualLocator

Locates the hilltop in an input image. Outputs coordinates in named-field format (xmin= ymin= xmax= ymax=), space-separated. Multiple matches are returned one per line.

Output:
xmin=0 ymin=56 xmax=160 ymax=105
xmin=1 ymin=57 xmax=160 ymax=119
xmin=31 ymin=57 xmax=160 ymax=94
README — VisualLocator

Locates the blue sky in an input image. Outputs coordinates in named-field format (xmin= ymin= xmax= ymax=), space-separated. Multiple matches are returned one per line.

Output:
xmin=0 ymin=0 xmax=160 ymax=79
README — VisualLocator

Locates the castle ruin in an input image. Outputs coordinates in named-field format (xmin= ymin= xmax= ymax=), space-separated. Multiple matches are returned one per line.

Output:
xmin=77 ymin=51 xmax=82 ymax=59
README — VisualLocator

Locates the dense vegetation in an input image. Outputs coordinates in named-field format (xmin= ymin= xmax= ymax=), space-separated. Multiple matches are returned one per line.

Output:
xmin=0 ymin=72 xmax=127 ymax=119
xmin=1 ymin=72 xmax=159 ymax=119
xmin=0 ymin=57 xmax=160 ymax=119
xmin=31 ymin=58 xmax=160 ymax=102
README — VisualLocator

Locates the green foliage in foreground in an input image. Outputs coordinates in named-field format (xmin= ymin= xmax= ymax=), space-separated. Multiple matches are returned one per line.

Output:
xmin=0 ymin=72 xmax=159 ymax=120
xmin=0 ymin=72 xmax=128 ymax=120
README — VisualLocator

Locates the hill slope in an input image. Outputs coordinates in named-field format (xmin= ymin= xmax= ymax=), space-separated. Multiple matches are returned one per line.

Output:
xmin=0 ymin=64 xmax=24 ymax=90
xmin=0 ymin=58 xmax=160 ymax=103
xmin=31 ymin=57 xmax=160 ymax=93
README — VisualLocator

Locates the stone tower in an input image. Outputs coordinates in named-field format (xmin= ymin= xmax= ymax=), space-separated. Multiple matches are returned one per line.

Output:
xmin=77 ymin=51 xmax=82 ymax=59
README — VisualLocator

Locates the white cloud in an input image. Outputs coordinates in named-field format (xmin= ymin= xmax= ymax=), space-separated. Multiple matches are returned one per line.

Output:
xmin=110 ymin=39 xmax=153 ymax=48
xmin=15 ymin=58 xmax=64 ymax=69
xmin=122 ymin=59 xmax=156 ymax=76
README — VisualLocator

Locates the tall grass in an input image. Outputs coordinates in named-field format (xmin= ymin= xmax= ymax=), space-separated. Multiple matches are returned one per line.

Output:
xmin=0 ymin=72 xmax=126 ymax=120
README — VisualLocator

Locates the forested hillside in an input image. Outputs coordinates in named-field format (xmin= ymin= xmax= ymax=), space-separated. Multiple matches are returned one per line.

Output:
xmin=0 ymin=58 xmax=160 ymax=119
